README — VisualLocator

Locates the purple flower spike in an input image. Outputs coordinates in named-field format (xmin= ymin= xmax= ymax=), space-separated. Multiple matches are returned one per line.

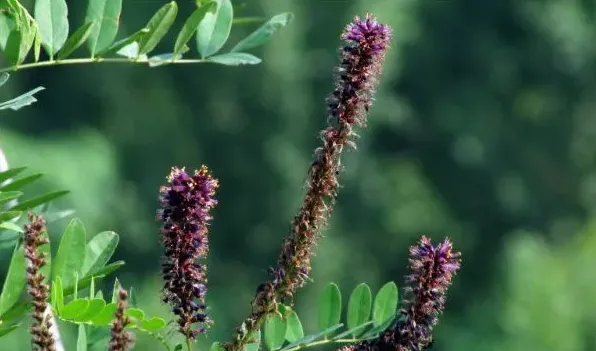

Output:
xmin=158 ymin=165 xmax=218 ymax=340
xmin=339 ymin=236 xmax=461 ymax=351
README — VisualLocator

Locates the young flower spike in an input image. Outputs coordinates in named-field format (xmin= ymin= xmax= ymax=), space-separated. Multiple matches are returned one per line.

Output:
xmin=158 ymin=166 xmax=218 ymax=340
xmin=24 ymin=213 xmax=55 ymax=351
xmin=228 ymin=14 xmax=392 ymax=351
xmin=339 ymin=236 xmax=461 ymax=351
xmin=108 ymin=288 xmax=135 ymax=351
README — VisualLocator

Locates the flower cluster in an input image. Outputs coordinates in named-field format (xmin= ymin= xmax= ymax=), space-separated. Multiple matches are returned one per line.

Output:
xmin=158 ymin=166 xmax=218 ymax=340
xmin=109 ymin=288 xmax=134 ymax=351
xmin=340 ymin=236 xmax=461 ymax=351
xmin=229 ymin=14 xmax=392 ymax=351
xmin=24 ymin=213 xmax=55 ymax=351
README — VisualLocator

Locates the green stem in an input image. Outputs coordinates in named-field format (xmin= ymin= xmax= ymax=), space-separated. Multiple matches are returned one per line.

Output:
xmin=282 ymin=338 xmax=357 ymax=351
xmin=186 ymin=337 xmax=194 ymax=351
xmin=0 ymin=57 xmax=208 ymax=74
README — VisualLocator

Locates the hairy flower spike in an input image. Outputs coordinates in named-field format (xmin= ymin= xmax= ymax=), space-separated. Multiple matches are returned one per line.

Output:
xmin=109 ymin=288 xmax=135 ymax=351
xmin=338 ymin=236 xmax=461 ymax=351
xmin=228 ymin=14 xmax=391 ymax=351
xmin=159 ymin=166 xmax=218 ymax=340
xmin=24 ymin=213 xmax=55 ymax=351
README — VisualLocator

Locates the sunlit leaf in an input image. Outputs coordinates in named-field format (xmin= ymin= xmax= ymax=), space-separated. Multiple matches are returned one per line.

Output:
xmin=96 ymin=28 xmax=149 ymax=57
xmin=285 ymin=311 xmax=304 ymax=343
xmin=85 ymin=0 xmax=122 ymax=56
xmin=0 ymin=86 xmax=45 ymax=111
xmin=372 ymin=282 xmax=398 ymax=327
xmin=61 ymin=298 xmax=90 ymax=319
xmin=34 ymin=0 xmax=69 ymax=57
xmin=264 ymin=313 xmax=287 ymax=350
xmin=52 ymin=218 xmax=87 ymax=287
xmin=174 ymin=2 xmax=216 ymax=55
xmin=318 ymin=282 xmax=342 ymax=331
xmin=346 ymin=283 xmax=372 ymax=336
xmin=138 ymin=1 xmax=178 ymax=55
xmin=140 ymin=317 xmax=166 ymax=331
xmin=81 ymin=231 xmax=119 ymax=277
xmin=196 ymin=0 xmax=233 ymax=58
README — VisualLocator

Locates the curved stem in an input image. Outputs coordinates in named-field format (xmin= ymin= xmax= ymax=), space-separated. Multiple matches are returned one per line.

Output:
xmin=0 ymin=58 xmax=208 ymax=74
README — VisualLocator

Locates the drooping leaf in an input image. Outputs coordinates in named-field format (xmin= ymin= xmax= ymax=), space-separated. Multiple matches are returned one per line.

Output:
xmin=372 ymin=282 xmax=398 ymax=327
xmin=0 ymin=173 xmax=43 ymax=191
xmin=140 ymin=317 xmax=166 ymax=331
xmin=61 ymin=298 xmax=90 ymax=319
xmin=263 ymin=313 xmax=287 ymax=351
xmin=137 ymin=1 xmax=178 ymax=56
xmin=285 ymin=311 xmax=304 ymax=343
xmin=0 ymin=242 xmax=26 ymax=316
xmin=0 ymin=87 xmax=45 ymax=111
xmin=346 ymin=283 xmax=372 ymax=335
xmin=82 ymin=231 xmax=119 ymax=276
xmin=52 ymin=218 xmax=87 ymax=287
xmin=57 ymin=21 xmax=96 ymax=59
xmin=174 ymin=2 xmax=216 ymax=55
xmin=96 ymin=28 xmax=149 ymax=57
xmin=85 ymin=0 xmax=122 ymax=56
xmin=207 ymin=52 xmax=261 ymax=66
xmin=34 ymin=0 xmax=69 ymax=57
xmin=11 ymin=190 xmax=69 ymax=211
xmin=196 ymin=0 xmax=233 ymax=58
xmin=231 ymin=12 xmax=293 ymax=53
xmin=318 ymin=283 xmax=342 ymax=331
xmin=77 ymin=324 xmax=87 ymax=351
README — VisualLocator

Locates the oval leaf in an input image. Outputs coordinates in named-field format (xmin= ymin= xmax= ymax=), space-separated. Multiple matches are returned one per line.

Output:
xmin=0 ymin=242 xmax=26 ymax=316
xmin=85 ymin=0 xmax=122 ymax=56
xmin=264 ymin=313 xmax=287 ymax=351
xmin=61 ymin=298 xmax=90 ymax=319
xmin=90 ymin=302 xmax=118 ymax=325
xmin=318 ymin=283 xmax=342 ymax=331
xmin=4 ymin=30 xmax=22 ymax=66
xmin=57 ymin=21 xmax=96 ymax=60
xmin=346 ymin=283 xmax=372 ymax=334
xmin=231 ymin=12 xmax=293 ymax=53
xmin=138 ymin=1 xmax=178 ymax=56
xmin=372 ymin=282 xmax=398 ymax=327
xmin=196 ymin=0 xmax=233 ymax=58
xmin=140 ymin=317 xmax=167 ymax=331
xmin=174 ymin=2 xmax=216 ymax=55
xmin=125 ymin=307 xmax=145 ymax=322
xmin=207 ymin=52 xmax=261 ymax=66
xmin=82 ymin=231 xmax=119 ymax=276
xmin=52 ymin=218 xmax=87 ymax=287
xmin=285 ymin=311 xmax=304 ymax=343
xmin=74 ymin=298 xmax=106 ymax=322
xmin=34 ymin=0 xmax=69 ymax=57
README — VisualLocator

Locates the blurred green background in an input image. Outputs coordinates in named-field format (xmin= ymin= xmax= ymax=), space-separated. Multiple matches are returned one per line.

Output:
xmin=2 ymin=0 xmax=596 ymax=350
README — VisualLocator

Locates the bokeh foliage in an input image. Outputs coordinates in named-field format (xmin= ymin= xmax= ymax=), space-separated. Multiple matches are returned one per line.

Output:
xmin=2 ymin=0 xmax=596 ymax=350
